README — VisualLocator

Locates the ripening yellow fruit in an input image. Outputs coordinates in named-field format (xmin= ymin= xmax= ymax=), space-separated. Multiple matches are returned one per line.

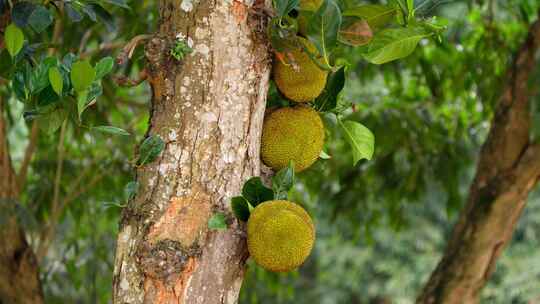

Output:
xmin=261 ymin=106 xmax=324 ymax=172
xmin=247 ymin=200 xmax=315 ymax=272
xmin=273 ymin=38 xmax=328 ymax=102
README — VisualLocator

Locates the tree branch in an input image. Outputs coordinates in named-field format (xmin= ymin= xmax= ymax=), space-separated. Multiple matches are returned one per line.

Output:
xmin=16 ymin=121 xmax=39 ymax=192
xmin=417 ymin=12 xmax=540 ymax=304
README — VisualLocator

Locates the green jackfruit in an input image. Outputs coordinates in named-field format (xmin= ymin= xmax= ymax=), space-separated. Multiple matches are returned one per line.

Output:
xmin=247 ymin=200 xmax=315 ymax=272
xmin=273 ymin=37 xmax=328 ymax=102
xmin=261 ymin=106 xmax=324 ymax=172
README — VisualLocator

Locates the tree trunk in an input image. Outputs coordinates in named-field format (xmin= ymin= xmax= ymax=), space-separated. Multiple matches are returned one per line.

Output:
xmin=417 ymin=13 xmax=540 ymax=304
xmin=0 ymin=98 xmax=44 ymax=304
xmin=112 ymin=1 xmax=270 ymax=303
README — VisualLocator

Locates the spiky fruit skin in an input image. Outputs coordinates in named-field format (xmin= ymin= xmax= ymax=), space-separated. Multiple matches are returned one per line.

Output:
xmin=261 ymin=106 xmax=324 ymax=172
xmin=273 ymin=38 xmax=328 ymax=102
xmin=247 ymin=200 xmax=315 ymax=272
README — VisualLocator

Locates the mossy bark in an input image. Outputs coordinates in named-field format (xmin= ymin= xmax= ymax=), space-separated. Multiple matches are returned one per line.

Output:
xmin=112 ymin=1 xmax=271 ymax=303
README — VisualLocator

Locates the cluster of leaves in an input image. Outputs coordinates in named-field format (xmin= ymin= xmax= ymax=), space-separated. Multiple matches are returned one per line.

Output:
xmin=1 ymin=0 xmax=132 ymax=135
xmin=268 ymin=0 xmax=445 ymax=166
xmin=208 ymin=163 xmax=296 ymax=229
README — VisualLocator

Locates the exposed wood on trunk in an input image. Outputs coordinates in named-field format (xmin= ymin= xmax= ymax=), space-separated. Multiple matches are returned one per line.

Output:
xmin=112 ymin=1 xmax=271 ymax=303
xmin=417 ymin=13 xmax=540 ymax=304
xmin=0 ymin=98 xmax=44 ymax=304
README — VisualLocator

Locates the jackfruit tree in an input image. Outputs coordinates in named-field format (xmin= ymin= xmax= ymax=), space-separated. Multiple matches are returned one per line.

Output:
xmin=1 ymin=0 xmax=539 ymax=303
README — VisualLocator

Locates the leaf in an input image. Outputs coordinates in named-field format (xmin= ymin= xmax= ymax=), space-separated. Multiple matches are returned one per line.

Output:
xmin=89 ymin=4 xmax=116 ymax=32
xmin=37 ymin=107 xmax=67 ymax=134
xmin=65 ymin=3 xmax=83 ymax=22
xmin=343 ymin=4 xmax=397 ymax=29
xmin=137 ymin=135 xmax=165 ymax=166
xmin=272 ymin=162 xmax=295 ymax=200
xmin=306 ymin=0 xmax=342 ymax=62
xmin=231 ymin=196 xmax=251 ymax=222
xmin=11 ymin=1 xmax=36 ymax=27
xmin=104 ymin=0 xmax=131 ymax=9
xmin=28 ymin=5 xmax=53 ymax=33
xmin=313 ymin=66 xmax=345 ymax=112
xmin=339 ymin=18 xmax=373 ymax=46
xmin=81 ymin=4 xmax=97 ymax=22
xmin=71 ymin=60 xmax=96 ymax=92
xmin=86 ymin=81 xmax=103 ymax=103
xmin=208 ymin=213 xmax=228 ymax=230
xmin=30 ymin=59 xmax=55 ymax=94
xmin=92 ymin=126 xmax=130 ymax=136
xmin=319 ymin=150 xmax=331 ymax=159
xmin=95 ymin=57 xmax=114 ymax=79
xmin=364 ymin=26 xmax=431 ymax=64
xmin=48 ymin=67 xmax=63 ymax=96
xmin=124 ymin=181 xmax=139 ymax=202
xmin=273 ymin=0 xmax=300 ymax=19
xmin=242 ymin=177 xmax=274 ymax=207
xmin=338 ymin=119 xmax=375 ymax=165
xmin=4 ymin=24 xmax=24 ymax=58
xmin=77 ymin=90 xmax=89 ymax=119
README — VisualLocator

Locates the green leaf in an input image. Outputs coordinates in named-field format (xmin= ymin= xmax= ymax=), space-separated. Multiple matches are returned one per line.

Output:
xmin=65 ymin=3 xmax=83 ymax=22
xmin=4 ymin=24 xmax=24 ymax=58
xmin=71 ymin=60 xmax=96 ymax=92
xmin=92 ymin=126 xmax=130 ymax=136
xmin=89 ymin=4 xmax=116 ymax=32
xmin=137 ymin=135 xmax=165 ymax=166
xmin=28 ymin=5 xmax=53 ymax=33
xmin=273 ymin=0 xmax=300 ymax=19
xmin=86 ymin=82 xmax=103 ymax=103
xmin=11 ymin=2 xmax=36 ymax=27
xmin=338 ymin=119 xmax=375 ymax=165
xmin=364 ymin=26 xmax=431 ymax=64
xmin=242 ymin=177 xmax=274 ymax=207
xmin=343 ymin=5 xmax=397 ymax=29
xmin=208 ymin=213 xmax=228 ymax=230
xmin=37 ymin=107 xmax=67 ymax=134
xmin=77 ymin=90 xmax=89 ymax=119
xmin=104 ymin=0 xmax=130 ymax=9
xmin=272 ymin=162 xmax=295 ymax=200
xmin=231 ymin=196 xmax=251 ymax=222
xmin=95 ymin=57 xmax=114 ymax=79
xmin=48 ymin=67 xmax=63 ymax=96
xmin=319 ymin=150 xmax=331 ymax=159
xmin=30 ymin=59 xmax=56 ymax=94
xmin=313 ymin=66 xmax=345 ymax=112
xmin=306 ymin=0 xmax=342 ymax=64
xmin=124 ymin=181 xmax=139 ymax=202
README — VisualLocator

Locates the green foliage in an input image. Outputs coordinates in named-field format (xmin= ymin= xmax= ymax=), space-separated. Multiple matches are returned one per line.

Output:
xmin=208 ymin=213 xmax=228 ymax=230
xmin=243 ymin=177 xmax=275 ymax=207
xmin=171 ymin=39 xmax=193 ymax=61
xmin=4 ymin=23 xmax=24 ymax=58
xmin=137 ymin=135 xmax=165 ymax=166
xmin=338 ymin=118 xmax=375 ymax=164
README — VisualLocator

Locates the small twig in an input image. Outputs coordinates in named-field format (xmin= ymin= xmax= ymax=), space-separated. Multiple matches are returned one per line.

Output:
xmin=36 ymin=120 xmax=67 ymax=261
xmin=78 ymin=29 xmax=93 ymax=54
xmin=16 ymin=121 xmax=39 ymax=191
xmin=113 ymin=70 xmax=148 ymax=87
xmin=116 ymin=34 xmax=152 ymax=65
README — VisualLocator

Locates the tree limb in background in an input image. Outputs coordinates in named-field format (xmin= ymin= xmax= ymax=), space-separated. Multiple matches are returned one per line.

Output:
xmin=0 ymin=97 xmax=44 ymax=304
xmin=417 ymin=11 xmax=540 ymax=304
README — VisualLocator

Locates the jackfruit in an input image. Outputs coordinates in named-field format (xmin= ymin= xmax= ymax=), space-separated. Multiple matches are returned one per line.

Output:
xmin=247 ymin=200 xmax=315 ymax=272
xmin=273 ymin=37 xmax=328 ymax=102
xmin=261 ymin=106 xmax=324 ymax=172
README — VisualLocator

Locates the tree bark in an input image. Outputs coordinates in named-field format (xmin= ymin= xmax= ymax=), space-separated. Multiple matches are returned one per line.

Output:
xmin=417 ymin=13 xmax=540 ymax=304
xmin=0 ymin=98 xmax=44 ymax=304
xmin=112 ymin=1 xmax=270 ymax=303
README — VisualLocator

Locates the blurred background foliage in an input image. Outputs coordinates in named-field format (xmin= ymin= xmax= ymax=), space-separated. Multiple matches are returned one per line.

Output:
xmin=1 ymin=0 xmax=540 ymax=303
